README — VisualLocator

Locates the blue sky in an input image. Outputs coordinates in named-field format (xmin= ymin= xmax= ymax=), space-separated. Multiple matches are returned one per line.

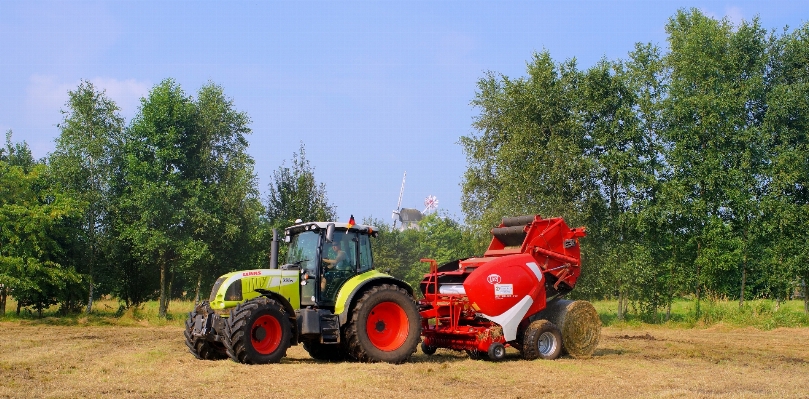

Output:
xmin=1 ymin=1 xmax=806 ymax=224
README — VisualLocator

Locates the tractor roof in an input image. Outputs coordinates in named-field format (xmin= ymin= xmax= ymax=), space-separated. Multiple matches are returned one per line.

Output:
xmin=285 ymin=221 xmax=379 ymax=236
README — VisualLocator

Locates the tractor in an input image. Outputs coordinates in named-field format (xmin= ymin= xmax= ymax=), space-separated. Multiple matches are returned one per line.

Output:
xmin=184 ymin=219 xmax=421 ymax=364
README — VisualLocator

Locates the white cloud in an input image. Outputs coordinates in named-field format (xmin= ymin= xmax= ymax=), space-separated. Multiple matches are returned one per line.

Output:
xmin=89 ymin=77 xmax=151 ymax=120
xmin=725 ymin=6 xmax=745 ymax=27
xmin=25 ymin=75 xmax=74 ymax=114
xmin=699 ymin=6 xmax=747 ymax=27
xmin=25 ymin=75 xmax=151 ymax=123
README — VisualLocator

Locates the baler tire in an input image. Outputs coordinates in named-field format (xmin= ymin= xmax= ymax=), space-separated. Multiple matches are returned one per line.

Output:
xmin=487 ymin=342 xmax=506 ymax=361
xmin=345 ymin=284 xmax=421 ymax=363
xmin=466 ymin=349 xmax=483 ymax=360
xmin=521 ymin=320 xmax=562 ymax=360
xmin=303 ymin=341 xmax=347 ymax=362
xmin=224 ymin=297 xmax=291 ymax=364
xmin=421 ymin=342 xmax=437 ymax=356
xmin=184 ymin=302 xmax=227 ymax=361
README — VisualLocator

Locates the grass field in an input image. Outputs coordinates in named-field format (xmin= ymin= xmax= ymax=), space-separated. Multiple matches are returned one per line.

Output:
xmin=1 ymin=299 xmax=808 ymax=398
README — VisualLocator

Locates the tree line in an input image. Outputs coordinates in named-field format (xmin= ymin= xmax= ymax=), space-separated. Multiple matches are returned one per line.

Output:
xmin=2 ymin=9 xmax=807 ymax=320
xmin=461 ymin=9 xmax=809 ymax=319
xmin=0 ymin=79 xmax=338 ymax=317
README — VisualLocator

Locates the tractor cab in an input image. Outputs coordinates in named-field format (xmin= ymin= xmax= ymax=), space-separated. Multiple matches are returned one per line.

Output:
xmin=284 ymin=222 xmax=376 ymax=307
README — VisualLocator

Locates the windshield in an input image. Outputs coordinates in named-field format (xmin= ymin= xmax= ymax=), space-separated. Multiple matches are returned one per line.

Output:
xmin=287 ymin=231 xmax=320 ymax=274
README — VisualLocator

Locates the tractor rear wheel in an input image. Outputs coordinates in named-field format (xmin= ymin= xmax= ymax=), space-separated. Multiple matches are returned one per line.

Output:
xmin=345 ymin=284 xmax=420 ymax=363
xmin=303 ymin=341 xmax=348 ymax=362
xmin=184 ymin=301 xmax=227 ymax=360
xmin=521 ymin=320 xmax=562 ymax=360
xmin=224 ymin=297 xmax=291 ymax=364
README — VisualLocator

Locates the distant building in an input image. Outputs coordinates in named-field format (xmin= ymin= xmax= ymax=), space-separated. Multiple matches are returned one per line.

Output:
xmin=397 ymin=208 xmax=423 ymax=231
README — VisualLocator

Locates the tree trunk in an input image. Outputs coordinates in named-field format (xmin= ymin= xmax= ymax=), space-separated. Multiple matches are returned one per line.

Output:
xmin=195 ymin=273 xmax=202 ymax=305
xmin=739 ymin=265 xmax=746 ymax=309
xmin=159 ymin=262 xmax=168 ymax=319
xmin=695 ymin=239 xmax=701 ymax=319
xmin=802 ymin=278 xmax=808 ymax=315
xmin=0 ymin=285 xmax=6 ymax=316
xmin=86 ymin=276 xmax=94 ymax=314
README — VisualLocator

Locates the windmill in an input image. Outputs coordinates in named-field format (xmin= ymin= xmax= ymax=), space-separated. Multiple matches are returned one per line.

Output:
xmin=392 ymin=171 xmax=406 ymax=229
xmin=423 ymin=195 xmax=439 ymax=214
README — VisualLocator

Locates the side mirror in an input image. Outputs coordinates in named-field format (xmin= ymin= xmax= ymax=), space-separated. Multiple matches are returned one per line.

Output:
xmin=325 ymin=223 xmax=335 ymax=243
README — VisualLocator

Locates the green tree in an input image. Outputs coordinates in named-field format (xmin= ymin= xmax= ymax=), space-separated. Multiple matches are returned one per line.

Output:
xmin=184 ymin=82 xmax=264 ymax=301
xmin=266 ymin=143 xmax=336 ymax=230
xmin=0 ymin=136 xmax=81 ymax=316
xmin=116 ymin=79 xmax=199 ymax=317
xmin=662 ymin=9 xmax=771 ymax=312
xmin=462 ymin=52 xmax=593 ymax=232
xmin=49 ymin=81 xmax=124 ymax=313
xmin=763 ymin=23 xmax=809 ymax=313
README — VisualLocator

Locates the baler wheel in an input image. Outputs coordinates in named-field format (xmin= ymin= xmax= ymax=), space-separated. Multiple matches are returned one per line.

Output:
xmin=345 ymin=284 xmax=421 ymax=363
xmin=420 ymin=342 xmax=437 ymax=356
xmin=521 ymin=320 xmax=562 ymax=360
xmin=224 ymin=297 xmax=291 ymax=364
xmin=184 ymin=301 xmax=227 ymax=360
xmin=303 ymin=341 xmax=348 ymax=362
xmin=487 ymin=343 xmax=506 ymax=361
xmin=466 ymin=349 xmax=482 ymax=360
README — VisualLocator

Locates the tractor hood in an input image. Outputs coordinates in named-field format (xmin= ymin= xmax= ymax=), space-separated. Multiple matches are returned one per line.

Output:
xmin=208 ymin=269 xmax=300 ymax=311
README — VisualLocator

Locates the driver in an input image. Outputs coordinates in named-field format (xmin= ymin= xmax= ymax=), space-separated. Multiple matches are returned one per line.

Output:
xmin=321 ymin=241 xmax=346 ymax=290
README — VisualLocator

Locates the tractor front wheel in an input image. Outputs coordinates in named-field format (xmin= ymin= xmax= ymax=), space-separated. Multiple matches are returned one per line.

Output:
xmin=224 ymin=297 xmax=291 ymax=364
xmin=521 ymin=320 xmax=562 ymax=360
xmin=184 ymin=301 xmax=228 ymax=360
xmin=345 ymin=284 xmax=420 ymax=363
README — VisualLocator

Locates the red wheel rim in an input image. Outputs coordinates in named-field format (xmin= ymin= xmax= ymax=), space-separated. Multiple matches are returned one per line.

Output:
xmin=365 ymin=301 xmax=409 ymax=351
xmin=251 ymin=314 xmax=282 ymax=355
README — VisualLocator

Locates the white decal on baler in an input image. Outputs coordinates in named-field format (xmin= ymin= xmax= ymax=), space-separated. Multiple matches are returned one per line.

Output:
xmin=479 ymin=295 xmax=534 ymax=342
xmin=487 ymin=274 xmax=502 ymax=284
xmin=494 ymin=284 xmax=513 ymax=296
xmin=526 ymin=262 xmax=543 ymax=282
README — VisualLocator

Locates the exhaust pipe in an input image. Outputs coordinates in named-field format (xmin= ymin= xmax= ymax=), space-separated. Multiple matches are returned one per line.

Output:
xmin=270 ymin=229 xmax=279 ymax=269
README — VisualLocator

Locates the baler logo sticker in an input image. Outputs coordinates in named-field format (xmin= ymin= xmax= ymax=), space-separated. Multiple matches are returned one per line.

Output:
xmin=487 ymin=274 xmax=502 ymax=284
xmin=494 ymin=284 xmax=514 ymax=297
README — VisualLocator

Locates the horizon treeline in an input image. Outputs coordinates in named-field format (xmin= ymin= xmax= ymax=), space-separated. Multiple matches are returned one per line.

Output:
xmin=461 ymin=9 xmax=809 ymax=319
xmin=1 ymin=9 xmax=808 ymax=320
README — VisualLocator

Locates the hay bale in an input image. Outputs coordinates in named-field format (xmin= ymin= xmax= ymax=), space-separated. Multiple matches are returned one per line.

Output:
xmin=533 ymin=299 xmax=601 ymax=357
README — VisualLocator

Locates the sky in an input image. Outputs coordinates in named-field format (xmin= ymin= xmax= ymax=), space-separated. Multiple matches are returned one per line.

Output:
xmin=1 ymin=1 xmax=806 ymax=225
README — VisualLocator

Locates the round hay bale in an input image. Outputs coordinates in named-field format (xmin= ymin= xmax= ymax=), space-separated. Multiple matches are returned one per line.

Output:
xmin=533 ymin=299 xmax=601 ymax=357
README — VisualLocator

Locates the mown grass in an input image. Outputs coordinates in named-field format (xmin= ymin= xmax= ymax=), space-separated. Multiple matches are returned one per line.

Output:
xmin=3 ymin=296 xmax=807 ymax=330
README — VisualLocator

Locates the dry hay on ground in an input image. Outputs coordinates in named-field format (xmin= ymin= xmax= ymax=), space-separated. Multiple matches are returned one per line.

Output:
xmin=0 ymin=322 xmax=807 ymax=399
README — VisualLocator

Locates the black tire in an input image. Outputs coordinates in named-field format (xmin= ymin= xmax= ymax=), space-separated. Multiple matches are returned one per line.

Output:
xmin=466 ymin=349 xmax=483 ymax=360
xmin=224 ymin=297 xmax=291 ymax=364
xmin=521 ymin=319 xmax=562 ymax=360
xmin=487 ymin=342 xmax=506 ymax=361
xmin=303 ymin=341 xmax=347 ymax=362
xmin=344 ymin=284 xmax=421 ymax=363
xmin=184 ymin=302 xmax=227 ymax=360
xmin=421 ymin=342 xmax=437 ymax=356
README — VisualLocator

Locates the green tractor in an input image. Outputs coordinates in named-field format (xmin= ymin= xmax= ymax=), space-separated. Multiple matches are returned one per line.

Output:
xmin=184 ymin=220 xmax=421 ymax=364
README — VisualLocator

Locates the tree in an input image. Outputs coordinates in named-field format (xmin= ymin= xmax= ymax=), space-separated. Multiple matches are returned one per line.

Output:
xmin=266 ymin=143 xmax=336 ymax=230
xmin=0 ymin=135 xmax=81 ymax=316
xmin=116 ymin=78 xmax=198 ymax=317
xmin=763 ymin=23 xmax=809 ymax=313
xmin=49 ymin=81 xmax=124 ymax=313
xmin=662 ymin=9 xmax=771 ymax=311
xmin=462 ymin=52 xmax=593 ymax=232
